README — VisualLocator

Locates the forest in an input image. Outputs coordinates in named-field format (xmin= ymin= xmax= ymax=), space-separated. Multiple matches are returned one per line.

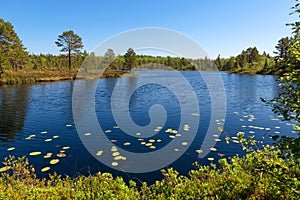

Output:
xmin=0 ymin=17 xmax=291 ymax=86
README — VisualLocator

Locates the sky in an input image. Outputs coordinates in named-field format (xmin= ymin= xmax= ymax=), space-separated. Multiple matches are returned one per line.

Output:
xmin=0 ymin=0 xmax=297 ymax=58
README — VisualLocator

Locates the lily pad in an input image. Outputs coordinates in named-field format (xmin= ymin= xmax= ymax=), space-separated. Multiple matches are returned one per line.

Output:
xmin=112 ymin=152 xmax=120 ymax=157
xmin=41 ymin=131 xmax=47 ymax=134
xmin=66 ymin=124 xmax=72 ymax=127
xmin=84 ymin=132 xmax=92 ymax=136
xmin=111 ymin=162 xmax=118 ymax=167
xmin=182 ymin=142 xmax=188 ymax=146
xmin=7 ymin=147 xmax=15 ymax=151
xmin=105 ymin=130 xmax=112 ymax=133
xmin=96 ymin=150 xmax=103 ymax=156
xmin=123 ymin=142 xmax=131 ymax=146
xmin=53 ymin=135 xmax=59 ymax=139
xmin=49 ymin=159 xmax=59 ymax=165
xmin=57 ymin=153 xmax=66 ymax=158
xmin=210 ymin=147 xmax=217 ymax=151
xmin=149 ymin=139 xmax=155 ymax=143
xmin=41 ymin=167 xmax=50 ymax=172
xmin=44 ymin=138 xmax=52 ymax=142
xmin=196 ymin=149 xmax=203 ymax=154
xmin=29 ymin=152 xmax=42 ymax=156
xmin=62 ymin=146 xmax=70 ymax=150
xmin=207 ymin=157 xmax=214 ymax=161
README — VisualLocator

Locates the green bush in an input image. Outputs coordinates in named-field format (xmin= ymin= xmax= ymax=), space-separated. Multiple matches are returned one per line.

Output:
xmin=1 ymin=141 xmax=300 ymax=199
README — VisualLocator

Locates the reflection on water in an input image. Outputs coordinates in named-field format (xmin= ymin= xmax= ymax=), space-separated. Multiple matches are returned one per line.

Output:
xmin=0 ymin=86 xmax=30 ymax=142
xmin=0 ymin=71 xmax=295 ymax=184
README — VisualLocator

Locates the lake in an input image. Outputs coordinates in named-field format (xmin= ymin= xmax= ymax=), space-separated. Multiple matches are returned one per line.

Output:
xmin=0 ymin=70 xmax=297 ymax=184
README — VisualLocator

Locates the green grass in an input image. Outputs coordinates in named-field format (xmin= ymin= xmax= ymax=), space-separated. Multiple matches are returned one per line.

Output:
xmin=1 ymin=144 xmax=300 ymax=199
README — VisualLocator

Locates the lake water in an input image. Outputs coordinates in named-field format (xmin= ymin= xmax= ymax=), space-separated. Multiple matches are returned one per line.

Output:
xmin=0 ymin=70 xmax=297 ymax=184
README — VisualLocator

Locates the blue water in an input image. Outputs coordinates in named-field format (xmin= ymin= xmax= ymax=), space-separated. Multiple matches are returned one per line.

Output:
xmin=0 ymin=71 xmax=297 ymax=184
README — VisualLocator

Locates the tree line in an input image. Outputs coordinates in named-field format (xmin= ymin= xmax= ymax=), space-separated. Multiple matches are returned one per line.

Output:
xmin=0 ymin=17 xmax=295 ymax=79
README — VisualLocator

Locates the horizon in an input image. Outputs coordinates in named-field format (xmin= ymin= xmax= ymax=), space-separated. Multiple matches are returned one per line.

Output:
xmin=0 ymin=0 xmax=297 ymax=58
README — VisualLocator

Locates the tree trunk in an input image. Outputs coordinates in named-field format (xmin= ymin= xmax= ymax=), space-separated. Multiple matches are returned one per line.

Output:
xmin=68 ymin=49 xmax=71 ymax=70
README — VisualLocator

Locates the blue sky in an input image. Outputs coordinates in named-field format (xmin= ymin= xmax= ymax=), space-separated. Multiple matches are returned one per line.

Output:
xmin=0 ymin=0 xmax=297 ymax=58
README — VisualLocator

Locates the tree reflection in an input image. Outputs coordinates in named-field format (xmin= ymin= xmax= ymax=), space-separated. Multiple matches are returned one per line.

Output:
xmin=0 ymin=86 xmax=30 ymax=141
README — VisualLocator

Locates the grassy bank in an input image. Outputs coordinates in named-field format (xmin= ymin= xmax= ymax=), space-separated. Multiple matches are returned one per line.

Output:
xmin=0 ymin=69 xmax=134 ymax=87
xmin=1 ymin=145 xmax=300 ymax=199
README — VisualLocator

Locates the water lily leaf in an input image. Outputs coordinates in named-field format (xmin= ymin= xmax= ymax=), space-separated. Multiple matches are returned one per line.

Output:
xmin=207 ymin=158 xmax=214 ymax=161
xmin=66 ymin=124 xmax=72 ymax=127
xmin=105 ymin=130 xmax=111 ymax=133
xmin=196 ymin=149 xmax=203 ymax=154
xmin=29 ymin=152 xmax=42 ymax=156
xmin=210 ymin=147 xmax=217 ymax=151
xmin=49 ymin=159 xmax=59 ymax=165
xmin=112 ymin=152 xmax=120 ymax=157
xmin=156 ymin=139 xmax=162 ymax=142
xmin=182 ymin=142 xmax=188 ymax=146
xmin=149 ymin=139 xmax=155 ymax=143
xmin=41 ymin=167 xmax=50 ymax=172
xmin=7 ymin=147 xmax=15 ymax=151
xmin=123 ymin=142 xmax=131 ymax=146
xmin=62 ymin=146 xmax=70 ymax=150
xmin=57 ymin=153 xmax=66 ymax=158
xmin=96 ymin=150 xmax=103 ymax=156
xmin=41 ymin=131 xmax=47 ymax=134
xmin=149 ymin=145 xmax=156 ymax=149
xmin=84 ymin=133 xmax=91 ymax=136
xmin=44 ymin=138 xmax=52 ymax=142
xmin=53 ymin=135 xmax=59 ymax=139
xmin=111 ymin=162 xmax=118 ymax=166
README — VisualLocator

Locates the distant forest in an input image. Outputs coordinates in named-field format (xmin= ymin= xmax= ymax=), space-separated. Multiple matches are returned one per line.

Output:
xmin=0 ymin=17 xmax=291 ymax=78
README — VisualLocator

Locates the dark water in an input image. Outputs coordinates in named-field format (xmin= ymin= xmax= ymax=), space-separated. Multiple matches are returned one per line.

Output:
xmin=0 ymin=71 xmax=297 ymax=184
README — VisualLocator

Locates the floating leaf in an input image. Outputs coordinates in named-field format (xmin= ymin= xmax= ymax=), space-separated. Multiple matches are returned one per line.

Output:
xmin=207 ymin=158 xmax=214 ymax=161
xmin=60 ymin=150 xmax=65 ymax=153
xmin=111 ymin=140 xmax=117 ymax=143
xmin=156 ymin=139 xmax=162 ymax=142
xmin=136 ymin=132 xmax=141 ymax=136
xmin=275 ymin=126 xmax=281 ymax=129
xmin=111 ymin=146 xmax=117 ymax=152
xmin=210 ymin=147 xmax=217 ymax=151
xmin=182 ymin=142 xmax=188 ymax=146
xmin=113 ymin=126 xmax=119 ymax=129
xmin=7 ymin=147 xmax=15 ymax=151
xmin=169 ymin=135 xmax=175 ymax=139
xmin=96 ymin=150 xmax=103 ymax=156
xmin=0 ymin=166 xmax=11 ymax=173
xmin=232 ymin=140 xmax=239 ymax=144
xmin=53 ymin=135 xmax=59 ymax=139
xmin=62 ymin=146 xmax=70 ymax=150
xmin=41 ymin=167 xmax=50 ymax=172
xmin=84 ymin=132 xmax=92 ymax=136
xmin=213 ymin=134 xmax=219 ymax=137
xmin=66 ymin=124 xmax=72 ymax=127
xmin=149 ymin=139 xmax=155 ymax=143
xmin=123 ymin=142 xmax=131 ymax=146
xmin=174 ymin=148 xmax=179 ymax=152
xmin=111 ymin=162 xmax=118 ymax=167
xmin=29 ymin=152 xmax=42 ymax=156
xmin=114 ymin=156 xmax=124 ymax=160
xmin=105 ymin=130 xmax=112 ymax=133
xmin=44 ymin=138 xmax=52 ymax=142
xmin=149 ymin=145 xmax=156 ymax=149
xmin=145 ymin=143 xmax=152 ymax=147
xmin=176 ymin=133 xmax=182 ymax=137
xmin=218 ymin=127 xmax=223 ymax=132
xmin=265 ymin=128 xmax=271 ymax=131
xmin=196 ymin=149 xmax=203 ymax=154
xmin=191 ymin=113 xmax=200 ymax=117
xmin=138 ymin=138 xmax=144 ymax=141
xmin=112 ymin=152 xmax=120 ymax=157
xmin=214 ymin=138 xmax=221 ymax=142
xmin=49 ymin=159 xmax=59 ymax=165
xmin=57 ymin=153 xmax=66 ymax=158
xmin=225 ymin=137 xmax=230 ymax=144
xmin=41 ymin=131 xmax=47 ymax=134
xmin=141 ymin=141 xmax=146 ymax=145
